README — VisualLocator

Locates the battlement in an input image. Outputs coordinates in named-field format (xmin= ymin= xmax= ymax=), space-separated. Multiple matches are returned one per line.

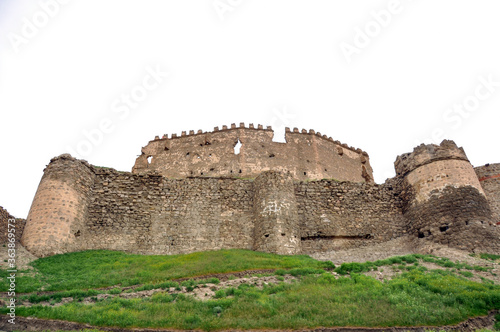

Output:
xmin=134 ymin=124 xmax=372 ymax=182
xmin=149 ymin=123 xmax=368 ymax=156
xmin=394 ymin=140 xmax=468 ymax=177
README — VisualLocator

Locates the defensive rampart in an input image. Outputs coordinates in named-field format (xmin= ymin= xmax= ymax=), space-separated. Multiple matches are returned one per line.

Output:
xmin=20 ymin=132 xmax=500 ymax=257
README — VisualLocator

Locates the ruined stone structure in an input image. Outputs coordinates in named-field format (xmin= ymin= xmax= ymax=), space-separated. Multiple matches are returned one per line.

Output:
xmin=20 ymin=125 xmax=500 ymax=257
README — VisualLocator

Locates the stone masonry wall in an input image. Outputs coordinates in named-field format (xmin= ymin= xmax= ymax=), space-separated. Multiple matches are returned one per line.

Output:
xmin=0 ymin=206 xmax=25 ymax=244
xmin=133 ymin=124 xmax=373 ymax=183
xmin=475 ymin=163 xmax=500 ymax=223
xmin=295 ymin=180 xmax=405 ymax=254
xmin=83 ymin=168 xmax=255 ymax=255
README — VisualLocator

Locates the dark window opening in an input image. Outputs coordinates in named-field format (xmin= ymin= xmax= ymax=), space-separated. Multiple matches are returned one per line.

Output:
xmin=201 ymin=172 xmax=204 ymax=175
xmin=264 ymin=234 xmax=270 ymax=238
xmin=164 ymin=147 xmax=169 ymax=151
xmin=418 ymin=232 xmax=425 ymax=238
xmin=269 ymin=154 xmax=275 ymax=158
xmin=210 ymin=168 xmax=215 ymax=171
xmin=304 ymin=172 xmax=307 ymax=175
xmin=439 ymin=225 xmax=449 ymax=232
xmin=186 ymin=152 xmax=190 ymax=156
xmin=281 ymin=233 xmax=286 ymax=236
xmin=239 ymin=169 xmax=242 ymax=173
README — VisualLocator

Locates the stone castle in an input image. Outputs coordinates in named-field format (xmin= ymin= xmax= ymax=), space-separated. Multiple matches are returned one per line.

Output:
xmin=19 ymin=124 xmax=500 ymax=257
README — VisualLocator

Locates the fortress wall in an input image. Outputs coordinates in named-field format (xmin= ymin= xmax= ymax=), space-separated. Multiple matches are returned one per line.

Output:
xmin=296 ymin=181 xmax=405 ymax=254
xmin=133 ymin=125 xmax=372 ymax=183
xmin=83 ymin=169 xmax=163 ymax=253
xmin=475 ymin=163 xmax=500 ymax=223
xmin=83 ymin=168 xmax=254 ymax=255
xmin=21 ymin=155 xmax=95 ymax=257
xmin=150 ymin=177 xmax=254 ymax=254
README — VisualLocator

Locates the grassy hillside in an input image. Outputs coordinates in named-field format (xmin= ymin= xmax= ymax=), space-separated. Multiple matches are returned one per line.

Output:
xmin=0 ymin=249 xmax=333 ymax=293
xmin=1 ymin=249 xmax=499 ymax=331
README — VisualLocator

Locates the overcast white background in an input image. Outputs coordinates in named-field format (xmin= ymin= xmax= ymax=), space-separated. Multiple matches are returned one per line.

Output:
xmin=1 ymin=0 xmax=499 ymax=218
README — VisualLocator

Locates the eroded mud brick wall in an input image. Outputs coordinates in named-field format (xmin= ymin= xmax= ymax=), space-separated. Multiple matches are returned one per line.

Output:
xmin=253 ymin=171 xmax=300 ymax=255
xmin=395 ymin=140 xmax=500 ymax=253
xmin=475 ymin=163 xmax=500 ymax=223
xmin=132 ymin=124 xmax=373 ymax=183
xmin=296 ymin=180 xmax=405 ymax=254
xmin=21 ymin=155 xmax=95 ymax=257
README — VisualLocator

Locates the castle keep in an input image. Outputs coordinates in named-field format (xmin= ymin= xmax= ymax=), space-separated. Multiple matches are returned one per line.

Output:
xmin=21 ymin=125 xmax=500 ymax=257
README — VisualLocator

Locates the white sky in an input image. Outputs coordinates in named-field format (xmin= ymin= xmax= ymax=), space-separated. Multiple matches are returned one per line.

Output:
xmin=1 ymin=0 xmax=499 ymax=218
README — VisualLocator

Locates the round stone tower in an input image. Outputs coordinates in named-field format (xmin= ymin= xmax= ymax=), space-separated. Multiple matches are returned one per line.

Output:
xmin=253 ymin=171 xmax=301 ymax=255
xmin=395 ymin=140 xmax=499 ymax=252
xmin=21 ymin=154 xmax=95 ymax=257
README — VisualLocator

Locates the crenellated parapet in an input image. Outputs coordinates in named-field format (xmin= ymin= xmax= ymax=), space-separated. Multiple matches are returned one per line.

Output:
xmin=133 ymin=123 xmax=372 ymax=183
xmin=149 ymin=123 xmax=368 ymax=156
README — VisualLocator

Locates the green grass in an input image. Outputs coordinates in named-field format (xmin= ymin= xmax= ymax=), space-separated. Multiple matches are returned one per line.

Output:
xmin=478 ymin=253 xmax=500 ymax=261
xmin=3 ymin=250 xmax=499 ymax=331
xmin=0 ymin=249 xmax=333 ymax=293
xmin=6 ymin=269 xmax=499 ymax=330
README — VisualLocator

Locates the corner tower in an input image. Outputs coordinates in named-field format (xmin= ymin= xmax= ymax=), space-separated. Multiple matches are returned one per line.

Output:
xmin=21 ymin=154 xmax=95 ymax=257
xmin=395 ymin=140 xmax=499 ymax=253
